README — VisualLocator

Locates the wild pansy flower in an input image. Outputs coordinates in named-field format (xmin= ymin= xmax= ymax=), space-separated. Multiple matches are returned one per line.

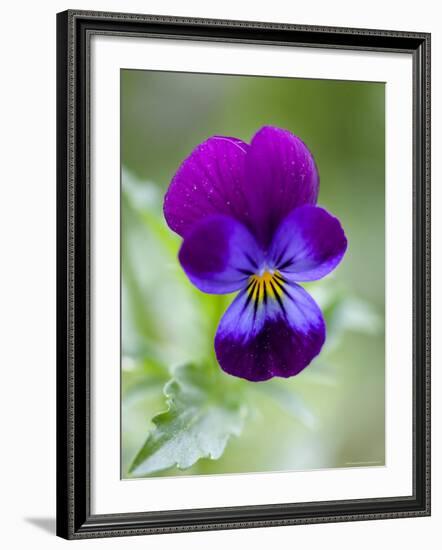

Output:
xmin=163 ymin=126 xmax=347 ymax=381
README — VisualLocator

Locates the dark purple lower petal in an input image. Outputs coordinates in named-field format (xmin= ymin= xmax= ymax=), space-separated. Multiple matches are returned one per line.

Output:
xmin=269 ymin=205 xmax=347 ymax=282
xmin=179 ymin=215 xmax=264 ymax=294
xmin=215 ymin=278 xmax=325 ymax=381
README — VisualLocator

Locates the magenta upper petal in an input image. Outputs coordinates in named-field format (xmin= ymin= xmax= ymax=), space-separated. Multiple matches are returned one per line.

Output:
xmin=163 ymin=136 xmax=249 ymax=238
xmin=244 ymin=126 xmax=320 ymax=247
xmin=215 ymin=281 xmax=325 ymax=381
xmin=179 ymin=215 xmax=264 ymax=294
xmin=269 ymin=205 xmax=347 ymax=282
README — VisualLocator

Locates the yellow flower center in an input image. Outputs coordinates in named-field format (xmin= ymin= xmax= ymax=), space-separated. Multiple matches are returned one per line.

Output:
xmin=248 ymin=270 xmax=285 ymax=303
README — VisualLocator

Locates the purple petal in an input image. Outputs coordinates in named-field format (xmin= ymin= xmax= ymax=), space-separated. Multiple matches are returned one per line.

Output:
xmin=215 ymin=278 xmax=325 ymax=381
xmin=269 ymin=205 xmax=347 ymax=282
xmin=244 ymin=126 xmax=320 ymax=247
xmin=163 ymin=136 xmax=249 ymax=238
xmin=179 ymin=215 xmax=264 ymax=294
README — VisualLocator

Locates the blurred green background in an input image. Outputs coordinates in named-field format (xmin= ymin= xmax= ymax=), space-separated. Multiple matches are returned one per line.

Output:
xmin=121 ymin=69 xmax=385 ymax=478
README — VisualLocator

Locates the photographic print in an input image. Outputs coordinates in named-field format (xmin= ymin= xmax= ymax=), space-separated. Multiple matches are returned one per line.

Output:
xmin=121 ymin=70 xmax=386 ymax=479
xmin=57 ymin=11 xmax=430 ymax=538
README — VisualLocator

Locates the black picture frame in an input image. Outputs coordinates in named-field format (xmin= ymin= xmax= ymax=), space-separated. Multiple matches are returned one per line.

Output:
xmin=56 ymin=9 xmax=431 ymax=540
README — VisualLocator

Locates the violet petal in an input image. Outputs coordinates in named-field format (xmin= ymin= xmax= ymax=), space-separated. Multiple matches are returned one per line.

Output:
xmin=179 ymin=215 xmax=264 ymax=294
xmin=269 ymin=205 xmax=347 ymax=282
xmin=215 ymin=280 xmax=325 ymax=381
xmin=244 ymin=126 xmax=320 ymax=247
xmin=163 ymin=136 xmax=249 ymax=238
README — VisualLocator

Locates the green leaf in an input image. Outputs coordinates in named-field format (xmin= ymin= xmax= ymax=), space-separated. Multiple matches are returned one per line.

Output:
xmin=298 ymin=361 xmax=337 ymax=386
xmin=122 ymin=168 xmax=180 ymax=257
xmin=122 ymin=356 xmax=170 ymax=404
xmin=306 ymin=281 xmax=382 ymax=357
xmin=129 ymin=364 xmax=247 ymax=476
xmin=252 ymin=380 xmax=316 ymax=429
xmin=331 ymin=296 xmax=382 ymax=335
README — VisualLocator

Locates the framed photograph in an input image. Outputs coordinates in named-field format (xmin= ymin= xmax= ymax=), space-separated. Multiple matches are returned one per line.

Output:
xmin=56 ymin=9 xmax=431 ymax=539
